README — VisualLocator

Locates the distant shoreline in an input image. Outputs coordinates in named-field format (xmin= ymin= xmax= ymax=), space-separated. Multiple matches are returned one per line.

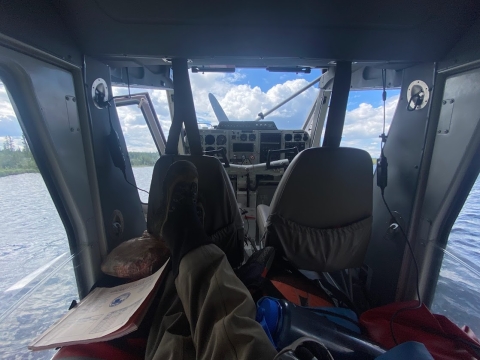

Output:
xmin=0 ymin=149 xmax=158 ymax=178
xmin=0 ymin=168 xmax=39 ymax=178
xmin=0 ymin=166 xmax=154 ymax=178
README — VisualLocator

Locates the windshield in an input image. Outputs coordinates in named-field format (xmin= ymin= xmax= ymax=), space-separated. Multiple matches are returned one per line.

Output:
xmin=189 ymin=69 xmax=321 ymax=129
xmin=112 ymin=68 xmax=400 ymax=159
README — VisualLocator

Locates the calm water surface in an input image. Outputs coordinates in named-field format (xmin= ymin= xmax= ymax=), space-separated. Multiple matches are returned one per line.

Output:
xmin=0 ymin=167 xmax=479 ymax=359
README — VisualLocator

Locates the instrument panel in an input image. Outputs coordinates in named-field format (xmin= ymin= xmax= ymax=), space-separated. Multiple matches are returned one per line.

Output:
xmin=187 ymin=128 xmax=310 ymax=164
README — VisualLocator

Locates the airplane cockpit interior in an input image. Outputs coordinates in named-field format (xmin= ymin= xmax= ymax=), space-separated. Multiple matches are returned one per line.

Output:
xmin=1 ymin=0 xmax=480 ymax=359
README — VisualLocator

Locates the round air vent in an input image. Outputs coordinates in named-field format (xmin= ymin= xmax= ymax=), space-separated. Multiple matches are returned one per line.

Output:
xmin=407 ymin=80 xmax=430 ymax=110
xmin=91 ymin=78 xmax=109 ymax=109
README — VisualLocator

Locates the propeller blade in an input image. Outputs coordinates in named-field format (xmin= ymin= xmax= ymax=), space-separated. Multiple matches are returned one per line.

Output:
xmin=208 ymin=93 xmax=230 ymax=122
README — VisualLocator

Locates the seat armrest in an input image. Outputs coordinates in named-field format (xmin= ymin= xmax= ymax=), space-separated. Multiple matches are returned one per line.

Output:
xmin=257 ymin=204 xmax=271 ymax=240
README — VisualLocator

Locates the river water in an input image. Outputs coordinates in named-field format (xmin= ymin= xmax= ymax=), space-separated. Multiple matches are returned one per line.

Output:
xmin=0 ymin=168 xmax=479 ymax=359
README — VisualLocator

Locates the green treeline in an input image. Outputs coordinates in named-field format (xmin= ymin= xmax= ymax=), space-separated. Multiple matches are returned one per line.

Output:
xmin=128 ymin=152 xmax=159 ymax=167
xmin=0 ymin=136 xmax=38 ymax=177
xmin=0 ymin=136 xmax=158 ymax=178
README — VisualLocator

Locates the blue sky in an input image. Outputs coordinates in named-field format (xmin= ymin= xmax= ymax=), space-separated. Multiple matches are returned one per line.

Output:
xmin=1 ymin=69 xmax=400 ymax=158
xmin=236 ymin=68 xmax=398 ymax=110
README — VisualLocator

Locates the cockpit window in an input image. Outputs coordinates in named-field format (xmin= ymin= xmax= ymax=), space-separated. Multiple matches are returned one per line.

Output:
xmin=431 ymin=175 xmax=480 ymax=335
xmin=112 ymin=87 xmax=170 ymax=203
xmin=341 ymin=90 xmax=400 ymax=161
xmin=189 ymin=69 xmax=321 ymax=129
xmin=0 ymin=81 xmax=78 ymax=359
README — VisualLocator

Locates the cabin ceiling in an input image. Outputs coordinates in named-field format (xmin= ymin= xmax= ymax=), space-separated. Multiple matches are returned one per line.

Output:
xmin=2 ymin=0 xmax=480 ymax=68
xmin=49 ymin=0 xmax=480 ymax=67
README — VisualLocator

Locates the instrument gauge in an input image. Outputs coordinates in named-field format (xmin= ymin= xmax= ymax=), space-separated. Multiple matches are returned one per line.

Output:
xmin=205 ymin=134 xmax=215 ymax=145
xmin=216 ymin=135 xmax=227 ymax=145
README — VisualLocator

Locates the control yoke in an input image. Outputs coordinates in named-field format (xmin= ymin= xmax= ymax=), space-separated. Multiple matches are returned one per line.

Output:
xmin=266 ymin=147 xmax=299 ymax=169
xmin=203 ymin=147 xmax=290 ymax=175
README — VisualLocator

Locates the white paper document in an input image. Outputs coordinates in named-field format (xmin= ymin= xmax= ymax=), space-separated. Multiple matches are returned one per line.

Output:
xmin=29 ymin=262 xmax=167 ymax=351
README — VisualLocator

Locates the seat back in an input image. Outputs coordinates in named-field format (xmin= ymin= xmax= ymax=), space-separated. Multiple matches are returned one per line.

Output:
xmin=264 ymin=147 xmax=373 ymax=273
xmin=147 ymin=155 xmax=244 ymax=268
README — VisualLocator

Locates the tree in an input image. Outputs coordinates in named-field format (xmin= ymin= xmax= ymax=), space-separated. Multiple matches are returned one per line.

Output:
xmin=21 ymin=134 xmax=30 ymax=153
xmin=3 ymin=136 xmax=15 ymax=151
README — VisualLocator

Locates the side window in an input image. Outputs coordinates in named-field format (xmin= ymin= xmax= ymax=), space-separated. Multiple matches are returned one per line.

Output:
xmin=113 ymin=88 xmax=170 ymax=203
xmin=431 ymin=176 xmax=480 ymax=334
xmin=0 ymin=81 xmax=78 ymax=358
xmin=115 ymin=101 xmax=160 ymax=203
xmin=341 ymin=89 xmax=400 ymax=162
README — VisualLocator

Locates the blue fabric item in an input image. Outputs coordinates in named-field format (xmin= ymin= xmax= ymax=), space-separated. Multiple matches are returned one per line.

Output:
xmin=256 ymin=297 xmax=280 ymax=346
xmin=307 ymin=307 xmax=360 ymax=333
xmin=375 ymin=342 xmax=434 ymax=360
xmin=256 ymin=310 xmax=275 ymax=346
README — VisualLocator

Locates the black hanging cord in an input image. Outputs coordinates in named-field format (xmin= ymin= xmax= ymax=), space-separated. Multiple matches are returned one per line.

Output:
xmin=92 ymin=68 xmax=149 ymax=196
xmin=94 ymin=67 xmax=132 ymax=107
xmin=382 ymin=192 xmax=422 ymax=345
xmin=378 ymin=69 xmax=422 ymax=345
xmin=406 ymin=90 xmax=424 ymax=112
xmin=379 ymin=69 xmax=388 ymax=150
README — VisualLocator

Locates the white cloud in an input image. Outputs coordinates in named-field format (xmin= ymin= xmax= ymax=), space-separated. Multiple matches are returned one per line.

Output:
xmin=0 ymin=83 xmax=23 ymax=138
xmin=203 ymin=75 xmax=318 ymax=127
xmin=341 ymin=95 xmax=399 ymax=158
xmin=112 ymin=87 xmax=171 ymax=152
xmin=343 ymin=95 xmax=398 ymax=139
